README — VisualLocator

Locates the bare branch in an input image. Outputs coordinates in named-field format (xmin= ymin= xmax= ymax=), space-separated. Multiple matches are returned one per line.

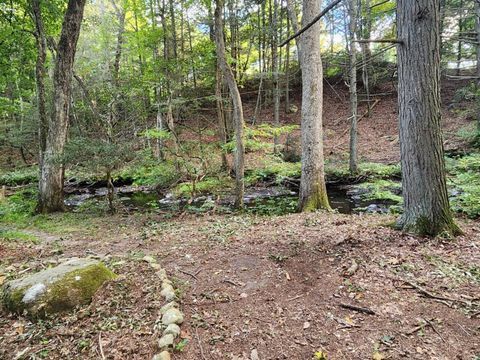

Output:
xmin=280 ymin=0 xmax=343 ymax=47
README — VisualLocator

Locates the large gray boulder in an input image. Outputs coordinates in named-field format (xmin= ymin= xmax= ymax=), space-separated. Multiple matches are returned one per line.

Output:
xmin=2 ymin=258 xmax=115 ymax=318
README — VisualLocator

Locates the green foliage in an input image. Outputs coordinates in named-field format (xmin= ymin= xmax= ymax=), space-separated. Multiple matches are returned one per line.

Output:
xmin=448 ymin=153 xmax=480 ymax=218
xmin=0 ymin=167 xmax=38 ymax=186
xmin=0 ymin=228 xmax=39 ymax=244
xmin=224 ymin=125 xmax=299 ymax=154
xmin=0 ymin=187 xmax=37 ymax=225
xmin=245 ymin=196 xmax=297 ymax=216
xmin=140 ymin=129 xmax=172 ymax=140
xmin=65 ymin=138 xmax=133 ymax=173
xmin=175 ymin=176 xmax=232 ymax=197
xmin=246 ymin=157 xmax=301 ymax=185
xmin=456 ymin=124 xmax=480 ymax=148
xmin=325 ymin=162 xmax=401 ymax=182
xmin=357 ymin=180 xmax=402 ymax=203
xmin=118 ymin=158 xmax=177 ymax=188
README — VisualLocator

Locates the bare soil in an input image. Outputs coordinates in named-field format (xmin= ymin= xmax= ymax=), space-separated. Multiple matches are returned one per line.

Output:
xmin=0 ymin=211 xmax=479 ymax=360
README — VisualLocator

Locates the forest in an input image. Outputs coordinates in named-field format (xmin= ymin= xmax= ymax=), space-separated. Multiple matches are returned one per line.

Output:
xmin=0 ymin=0 xmax=479 ymax=358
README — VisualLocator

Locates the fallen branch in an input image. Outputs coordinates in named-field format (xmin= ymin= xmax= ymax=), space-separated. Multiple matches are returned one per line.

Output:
xmin=339 ymin=303 xmax=376 ymax=315
xmin=401 ymin=279 xmax=474 ymax=306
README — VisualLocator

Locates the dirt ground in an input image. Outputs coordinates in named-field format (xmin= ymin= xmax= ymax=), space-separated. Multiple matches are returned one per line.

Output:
xmin=0 ymin=211 xmax=479 ymax=360
xmin=1 ymin=80 xmax=478 ymax=359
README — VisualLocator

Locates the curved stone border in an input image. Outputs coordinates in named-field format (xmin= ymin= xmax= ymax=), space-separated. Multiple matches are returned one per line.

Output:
xmin=144 ymin=256 xmax=185 ymax=360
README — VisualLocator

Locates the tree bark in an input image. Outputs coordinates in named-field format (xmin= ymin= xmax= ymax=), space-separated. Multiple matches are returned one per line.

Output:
xmin=476 ymin=0 xmax=480 ymax=83
xmin=396 ymin=0 xmax=460 ymax=236
xmin=38 ymin=0 xmax=87 ymax=213
xmin=348 ymin=0 xmax=358 ymax=174
xmin=31 ymin=0 xmax=47 ymax=167
xmin=297 ymin=0 xmax=331 ymax=212
xmin=286 ymin=0 xmax=302 ymax=63
xmin=110 ymin=0 xmax=125 ymax=87
xmin=272 ymin=0 xmax=280 ymax=150
xmin=216 ymin=63 xmax=229 ymax=170
xmin=360 ymin=0 xmax=371 ymax=115
xmin=214 ymin=0 xmax=245 ymax=208
xmin=456 ymin=0 xmax=463 ymax=76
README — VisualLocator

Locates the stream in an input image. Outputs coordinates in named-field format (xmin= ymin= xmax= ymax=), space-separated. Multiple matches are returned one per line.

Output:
xmin=64 ymin=182 xmax=400 ymax=215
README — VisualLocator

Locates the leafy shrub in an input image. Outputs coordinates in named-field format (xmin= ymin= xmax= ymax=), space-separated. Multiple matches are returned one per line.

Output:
xmin=0 ymin=186 xmax=37 ymax=225
xmin=0 ymin=167 xmax=38 ymax=186
xmin=175 ymin=176 xmax=231 ymax=197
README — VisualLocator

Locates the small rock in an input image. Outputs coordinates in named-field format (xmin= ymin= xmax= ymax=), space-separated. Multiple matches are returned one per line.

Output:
xmin=162 ymin=308 xmax=184 ymax=325
xmin=157 ymin=269 xmax=168 ymax=281
xmin=163 ymin=323 xmax=181 ymax=338
xmin=160 ymin=285 xmax=176 ymax=301
xmin=152 ymin=350 xmax=171 ymax=360
xmin=158 ymin=333 xmax=175 ymax=348
xmin=240 ymin=293 xmax=248 ymax=299
xmin=303 ymin=321 xmax=311 ymax=330
xmin=143 ymin=255 xmax=157 ymax=264
xmin=160 ymin=301 xmax=178 ymax=314
xmin=251 ymin=349 xmax=260 ymax=360
xmin=150 ymin=263 xmax=162 ymax=270
xmin=162 ymin=279 xmax=172 ymax=286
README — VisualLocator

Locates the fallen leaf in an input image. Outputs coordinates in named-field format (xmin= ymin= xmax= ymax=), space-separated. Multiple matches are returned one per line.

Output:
xmin=344 ymin=316 xmax=355 ymax=326
xmin=314 ymin=350 xmax=328 ymax=359
xmin=372 ymin=352 xmax=386 ymax=360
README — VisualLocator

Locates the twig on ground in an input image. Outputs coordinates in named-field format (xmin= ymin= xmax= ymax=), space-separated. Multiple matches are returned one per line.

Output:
xmin=400 ymin=279 xmax=474 ymax=306
xmin=339 ymin=303 xmax=376 ymax=315
xmin=178 ymin=268 xmax=200 ymax=280
xmin=288 ymin=294 xmax=304 ymax=301
xmin=195 ymin=327 xmax=207 ymax=360
xmin=98 ymin=332 xmax=106 ymax=360
xmin=223 ymin=278 xmax=244 ymax=287
xmin=424 ymin=318 xmax=446 ymax=343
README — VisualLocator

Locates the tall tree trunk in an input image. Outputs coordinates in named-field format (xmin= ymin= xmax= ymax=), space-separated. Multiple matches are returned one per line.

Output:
xmin=285 ymin=14 xmax=291 ymax=112
xmin=215 ymin=0 xmax=245 ymax=208
xmin=38 ymin=0 xmax=87 ymax=213
xmin=456 ymin=0 xmax=463 ymax=76
xmin=286 ymin=0 xmax=302 ymax=63
xmin=297 ymin=0 xmax=331 ymax=212
xmin=110 ymin=0 xmax=125 ymax=87
xmin=348 ymin=0 xmax=358 ymax=174
xmin=31 ymin=0 xmax=47 ymax=167
xmin=187 ymin=16 xmax=197 ymax=89
xmin=154 ymin=88 xmax=164 ymax=160
xmin=216 ymin=63 xmax=229 ymax=170
xmin=397 ymin=0 xmax=460 ymax=236
xmin=476 ymin=0 xmax=480 ymax=83
xmin=360 ymin=0 xmax=371 ymax=116
xmin=476 ymin=0 xmax=480 ymax=134
xmin=272 ymin=0 xmax=280 ymax=150
xmin=169 ymin=0 xmax=178 ymax=60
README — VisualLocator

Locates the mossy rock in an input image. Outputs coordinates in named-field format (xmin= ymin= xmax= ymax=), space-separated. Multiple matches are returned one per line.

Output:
xmin=2 ymin=258 xmax=115 ymax=319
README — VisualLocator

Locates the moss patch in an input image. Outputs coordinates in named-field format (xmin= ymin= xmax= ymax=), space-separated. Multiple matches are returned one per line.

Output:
xmin=2 ymin=259 xmax=115 ymax=319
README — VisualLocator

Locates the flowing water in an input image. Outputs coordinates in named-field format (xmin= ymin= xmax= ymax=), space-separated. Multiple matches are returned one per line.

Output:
xmin=64 ymin=182 xmax=400 ymax=215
